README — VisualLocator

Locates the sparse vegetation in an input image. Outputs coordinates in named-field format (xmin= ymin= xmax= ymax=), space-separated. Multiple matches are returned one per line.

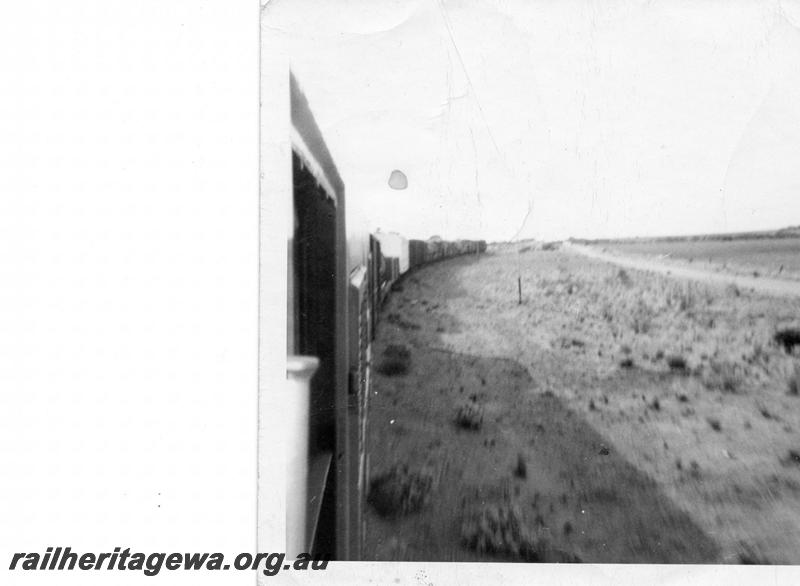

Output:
xmin=368 ymin=464 xmax=434 ymax=518
xmin=667 ymin=355 xmax=688 ymax=372
xmin=781 ymin=450 xmax=800 ymax=467
xmin=461 ymin=501 xmax=545 ymax=561
xmin=737 ymin=542 xmax=771 ymax=564
xmin=726 ymin=283 xmax=741 ymax=298
xmin=377 ymin=344 xmax=411 ymax=376
xmin=627 ymin=298 xmax=655 ymax=334
xmin=666 ymin=282 xmax=697 ymax=312
xmin=775 ymin=328 xmax=800 ymax=353
xmin=513 ymin=453 xmax=527 ymax=479
xmin=386 ymin=313 xmax=420 ymax=331
xmin=367 ymin=234 xmax=800 ymax=563
xmin=455 ymin=400 xmax=484 ymax=430
xmin=600 ymin=236 xmax=800 ymax=279
xmin=788 ymin=365 xmax=800 ymax=396
xmin=703 ymin=360 xmax=744 ymax=393
xmin=757 ymin=403 xmax=776 ymax=420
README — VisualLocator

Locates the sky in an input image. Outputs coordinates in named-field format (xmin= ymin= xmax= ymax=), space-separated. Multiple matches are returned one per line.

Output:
xmin=265 ymin=0 xmax=800 ymax=241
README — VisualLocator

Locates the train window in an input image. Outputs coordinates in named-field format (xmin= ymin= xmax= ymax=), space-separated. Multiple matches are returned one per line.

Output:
xmin=291 ymin=151 xmax=336 ymax=456
xmin=290 ymin=151 xmax=338 ymax=555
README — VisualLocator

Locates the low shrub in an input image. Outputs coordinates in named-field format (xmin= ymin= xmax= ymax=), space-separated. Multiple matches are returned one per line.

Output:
xmin=456 ymin=401 xmax=484 ymax=430
xmin=385 ymin=313 xmax=420 ymax=331
xmin=367 ymin=464 xmax=434 ymax=518
xmin=757 ymin=402 xmax=775 ymax=420
xmin=775 ymin=328 xmax=800 ymax=353
xmin=667 ymin=282 xmax=696 ymax=312
xmin=377 ymin=358 xmax=408 ymax=376
xmin=737 ymin=542 xmax=770 ymax=564
xmin=703 ymin=360 xmax=744 ymax=393
xmin=377 ymin=344 xmax=411 ymax=376
xmin=789 ymin=365 xmax=800 ymax=396
xmin=726 ymin=283 xmax=741 ymax=298
xmin=630 ymin=300 xmax=653 ymax=334
xmin=461 ymin=501 xmax=544 ymax=561
xmin=513 ymin=454 xmax=527 ymax=479
xmin=666 ymin=355 xmax=688 ymax=372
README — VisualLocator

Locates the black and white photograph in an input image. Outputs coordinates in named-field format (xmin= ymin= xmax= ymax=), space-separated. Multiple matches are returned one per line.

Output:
xmin=5 ymin=0 xmax=800 ymax=584
xmin=265 ymin=0 xmax=800 ymax=568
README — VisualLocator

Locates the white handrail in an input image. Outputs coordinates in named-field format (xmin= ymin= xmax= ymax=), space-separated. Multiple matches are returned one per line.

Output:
xmin=285 ymin=355 xmax=319 ymax=559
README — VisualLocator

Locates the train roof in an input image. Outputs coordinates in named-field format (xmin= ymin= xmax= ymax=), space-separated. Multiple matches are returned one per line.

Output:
xmin=290 ymin=73 xmax=344 ymax=206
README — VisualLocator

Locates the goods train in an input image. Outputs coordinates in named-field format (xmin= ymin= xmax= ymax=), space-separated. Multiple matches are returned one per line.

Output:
xmin=274 ymin=73 xmax=486 ymax=561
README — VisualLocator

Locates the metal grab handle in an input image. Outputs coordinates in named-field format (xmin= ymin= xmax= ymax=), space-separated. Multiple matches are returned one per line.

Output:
xmin=285 ymin=355 xmax=319 ymax=559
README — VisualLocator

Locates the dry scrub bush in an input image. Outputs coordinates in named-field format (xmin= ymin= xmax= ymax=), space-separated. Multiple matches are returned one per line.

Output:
xmin=386 ymin=313 xmax=420 ymax=331
xmin=513 ymin=454 xmax=527 ymax=479
xmin=631 ymin=300 xmax=653 ymax=334
xmin=377 ymin=358 xmax=408 ymax=376
xmin=377 ymin=344 xmax=411 ymax=376
xmin=456 ymin=401 xmax=485 ymax=430
xmin=788 ymin=365 xmax=800 ymax=396
xmin=737 ymin=542 xmax=771 ymax=564
xmin=367 ymin=464 xmax=434 ymax=518
xmin=667 ymin=283 xmax=697 ymax=311
xmin=703 ymin=360 xmax=744 ymax=394
xmin=665 ymin=282 xmax=707 ymax=312
xmin=666 ymin=355 xmax=688 ymax=372
xmin=749 ymin=343 xmax=767 ymax=365
xmin=461 ymin=502 xmax=544 ymax=561
xmin=775 ymin=328 xmax=800 ymax=353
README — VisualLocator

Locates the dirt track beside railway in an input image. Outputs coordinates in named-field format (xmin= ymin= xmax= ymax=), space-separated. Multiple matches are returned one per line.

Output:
xmin=567 ymin=242 xmax=800 ymax=299
xmin=365 ymin=247 xmax=800 ymax=563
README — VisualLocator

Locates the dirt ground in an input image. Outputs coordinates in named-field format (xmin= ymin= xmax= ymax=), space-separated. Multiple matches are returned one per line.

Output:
xmin=364 ymin=247 xmax=800 ymax=564
xmin=597 ymin=237 xmax=800 ymax=282
xmin=570 ymin=241 xmax=800 ymax=299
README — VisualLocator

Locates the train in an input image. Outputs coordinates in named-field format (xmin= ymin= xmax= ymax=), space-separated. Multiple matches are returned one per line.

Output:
xmin=276 ymin=72 xmax=486 ymax=561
